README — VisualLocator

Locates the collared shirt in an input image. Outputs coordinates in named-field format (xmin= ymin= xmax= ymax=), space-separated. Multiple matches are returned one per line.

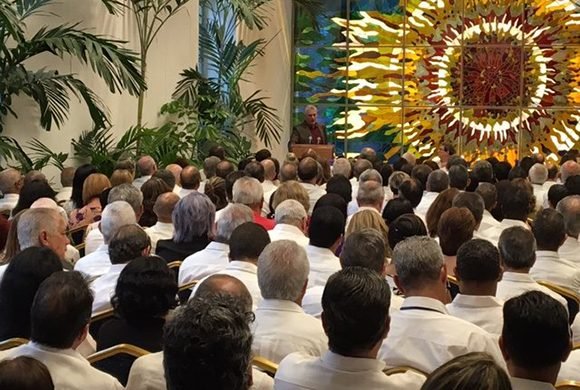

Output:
xmin=532 ymin=183 xmax=545 ymax=212
xmin=478 ymin=219 xmax=530 ymax=246
xmin=446 ymin=294 xmax=504 ymax=337
xmin=275 ymin=350 xmax=426 ymax=390
xmin=133 ymin=175 xmax=152 ymax=190
xmin=74 ymin=244 xmax=111 ymax=279
xmin=252 ymin=299 xmax=328 ymax=364
xmin=530 ymin=251 xmax=580 ymax=295
xmin=262 ymin=180 xmax=277 ymax=196
xmin=306 ymin=245 xmax=340 ymax=289
xmin=0 ymin=342 xmax=123 ymax=389
xmin=179 ymin=241 xmax=230 ymax=285
xmin=55 ymin=186 xmax=72 ymax=204
xmin=300 ymin=183 xmax=326 ymax=215
xmin=90 ymin=263 xmax=127 ymax=314
xmin=126 ymin=351 xmax=274 ymax=390
xmin=177 ymin=187 xmax=197 ymax=198
xmin=510 ymin=377 xmax=556 ymax=390
xmin=254 ymin=211 xmax=276 ymax=231
xmin=559 ymin=236 xmax=580 ymax=266
xmin=415 ymin=191 xmax=439 ymax=219
xmin=478 ymin=210 xmax=502 ymax=233
xmin=84 ymin=223 xmax=104 ymax=255
xmin=558 ymin=349 xmax=580 ymax=382
xmin=144 ymin=222 xmax=174 ymax=253
xmin=172 ymin=184 xmax=181 ymax=195
xmin=497 ymin=271 xmax=568 ymax=309
xmin=215 ymin=202 xmax=233 ymax=222
xmin=268 ymin=224 xmax=309 ymax=247
xmin=378 ymin=296 xmax=504 ymax=373
xmin=0 ymin=193 xmax=18 ymax=213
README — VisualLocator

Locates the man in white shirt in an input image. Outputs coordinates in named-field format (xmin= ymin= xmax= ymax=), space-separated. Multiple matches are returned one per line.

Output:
xmin=253 ymin=240 xmax=328 ymax=363
xmin=448 ymin=165 xmax=469 ymax=191
xmin=305 ymin=207 xmax=344 ymax=289
xmin=558 ymin=348 xmax=580 ymax=382
xmin=132 ymin=155 xmax=157 ymax=190
xmin=179 ymin=204 xmax=253 ymax=285
xmin=378 ymin=236 xmax=504 ymax=373
xmin=55 ymin=167 xmax=75 ymax=208
xmin=347 ymin=167 xmax=382 ymax=216
xmin=75 ymin=201 xmax=136 ymax=279
xmin=276 ymin=267 xmax=425 ymax=390
xmin=557 ymin=195 xmax=580 ymax=265
xmin=0 ymin=168 xmax=21 ymax=214
xmin=202 ymin=156 xmax=221 ymax=194
xmin=166 ymin=163 xmax=182 ymax=194
xmin=346 ymin=179 xmax=384 ymax=228
xmin=91 ymin=225 xmax=151 ymax=314
xmin=496 ymin=227 xmax=568 ymax=308
xmin=475 ymin=183 xmax=502 ymax=233
xmin=298 ymin=157 xmax=325 ymax=214
xmin=347 ymin=159 xmax=373 ymax=215
xmin=332 ymin=157 xmax=352 ymax=180
xmin=268 ymin=199 xmax=309 ymax=247
xmin=144 ymin=192 xmax=179 ymax=253
xmin=215 ymin=171 xmax=245 ymax=222
xmin=0 ymin=272 xmax=123 ymax=389
xmin=260 ymin=159 xmax=278 ymax=216
xmin=415 ymin=170 xmax=449 ymax=220
xmin=177 ymin=165 xmax=202 ymax=198
xmin=447 ymin=239 xmax=504 ymax=337
xmin=529 ymin=163 xmax=549 ymax=212
xmin=531 ymin=209 xmax=580 ymax=295
xmin=501 ymin=291 xmax=572 ymax=390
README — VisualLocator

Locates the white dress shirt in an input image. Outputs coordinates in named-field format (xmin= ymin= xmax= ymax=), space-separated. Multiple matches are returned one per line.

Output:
xmin=496 ymin=271 xmax=568 ymax=309
xmin=510 ymin=377 xmax=555 ymax=390
xmin=378 ymin=296 xmax=504 ymax=373
xmin=90 ymin=263 xmax=127 ymax=314
xmin=126 ymin=351 xmax=274 ymax=390
xmin=478 ymin=219 xmax=530 ymax=246
xmin=530 ymin=251 xmax=580 ymax=295
xmin=0 ymin=193 xmax=19 ymax=213
xmin=215 ymin=202 xmax=233 ymax=222
xmin=559 ymin=236 xmax=580 ymax=266
xmin=144 ymin=221 xmax=174 ymax=253
xmin=558 ymin=349 xmax=580 ymax=382
xmin=532 ymin=183 xmax=546 ymax=212
xmin=55 ymin=186 xmax=72 ymax=204
xmin=446 ymin=294 xmax=504 ymax=337
xmin=74 ymin=244 xmax=111 ymax=279
xmin=415 ymin=191 xmax=439 ymax=219
xmin=572 ymin=313 xmax=580 ymax=344
xmin=300 ymin=183 xmax=326 ymax=215
xmin=262 ymin=180 xmax=277 ymax=196
xmin=306 ymin=245 xmax=340 ymax=289
xmin=478 ymin=210 xmax=502 ymax=233
xmin=268 ymin=224 xmax=309 ymax=247
xmin=133 ymin=175 xmax=152 ymax=190
xmin=179 ymin=241 xmax=230 ymax=285
xmin=177 ymin=188 xmax=197 ymax=198
xmin=275 ymin=351 xmax=425 ymax=390
xmin=252 ymin=299 xmax=328 ymax=364
xmin=0 ymin=342 xmax=123 ymax=389
xmin=84 ymin=224 xmax=104 ymax=255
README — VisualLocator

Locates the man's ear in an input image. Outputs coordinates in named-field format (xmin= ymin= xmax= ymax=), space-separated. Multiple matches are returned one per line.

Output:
xmin=38 ymin=231 xmax=50 ymax=247
xmin=393 ymin=275 xmax=405 ymax=295
xmin=498 ymin=335 xmax=509 ymax=362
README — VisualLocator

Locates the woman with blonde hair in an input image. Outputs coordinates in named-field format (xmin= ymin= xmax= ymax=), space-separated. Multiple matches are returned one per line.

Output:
xmin=110 ymin=169 xmax=134 ymax=187
xmin=346 ymin=209 xmax=389 ymax=249
xmin=69 ymin=173 xmax=111 ymax=228
xmin=270 ymin=180 xmax=310 ymax=216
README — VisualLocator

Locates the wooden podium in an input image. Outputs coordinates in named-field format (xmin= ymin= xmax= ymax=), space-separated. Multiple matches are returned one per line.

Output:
xmin=290 ymin=144 xmax=334 ymax=160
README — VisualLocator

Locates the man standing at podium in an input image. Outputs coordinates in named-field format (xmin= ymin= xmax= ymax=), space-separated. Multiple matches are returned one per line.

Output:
xmin=291 ymin=105 xmax=327 ymax=145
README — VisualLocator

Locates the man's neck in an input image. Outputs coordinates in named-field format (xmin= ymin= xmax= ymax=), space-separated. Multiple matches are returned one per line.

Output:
xmin=537 ymin=247 xmax=559 ymax=253
xmin=509 ymin=363 xmax=560 ymax=385
xmin=504 ymin=215 xmax=527 ymax=223
xmin=157 ymin=218 xmax=172 ymax=224
xmin=504 ymin=267 xmax=531 ymax=274
xmin=459 ymin=281 xmax=497 ymax=297
xmin=333 ymin=347 xmax=378 ymax=360
xmin=405 ymin=285 xmax=448 ymax=304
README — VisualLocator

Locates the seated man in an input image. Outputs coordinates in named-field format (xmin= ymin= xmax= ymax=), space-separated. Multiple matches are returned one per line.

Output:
xmin=253 ymin=240 xmax=327 ymax=363
xmin=475 ymin=183 xmax=501 ymax=232
xmin=446 ymin=239 xmax=504 ymax=337
xmin=0 ymin=272 xmax=123 ymax=389
xmin=378 ymin=236 xmax=504 ymax=373
xmin=268 ymin=199 xmax=309 ymax=247
xmin=501 ymin=291 xmax=572 ymax=389
xmin=133 ymin=156 xmax=157 ymax=190
xmin=557 ymin=195 xmax=580 ymax=265
xmin=233 ymin=176 xmax=275 ymax=231
xmin=298 ymin=157 xmax=325 ymax=214
xmin=144 ymin=192 xmax=179 ymax=253
xmin=276 ymin=267 xmax=425 ymax=389
xmin=0 ymin=168 xmax=22 ymax=214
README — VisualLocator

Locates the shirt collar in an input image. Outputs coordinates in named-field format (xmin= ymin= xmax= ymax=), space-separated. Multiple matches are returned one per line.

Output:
xmin=108 ymin=263 xmax=127 ymax=273
xmin=272 ymin=223 xmax=305 ymax=236
xmin=1 ymin=193 xmax=18 ymax=200
xmin=451 ymin=294 xmax=503 ymax=308
xmin=28 ymin=341 xmax=83 ymax=359
xmin=96 ymin=244 xmax=109 ymax=253
xmin=153 ymin=221 xmax=173 ymax=230
xmin=206 ymin=241 xmax=229 ymax=252
xmin=306 ymin=245 xmax=337 ymax=259
xmin=535 ymin=250 xmax=560 ymax=261
xmin=501 ymin=219 xmax=529 ymax=229
xmin=226 ymin=261 xmax=257 ymax=274
xmin=400 ymin=296 xmax=448 ymax=314
xmin=501 ymin=271 xmax=535 ymax=283
xmin=510 ymin=377 xmax=556 ymax=390
xmin=357 ymin=206 xmax=380 ymax=214
xmin=321 ymin=351 xmax=385 ymax=372
xmin=257 ymin=299 xmax=304 ymax=313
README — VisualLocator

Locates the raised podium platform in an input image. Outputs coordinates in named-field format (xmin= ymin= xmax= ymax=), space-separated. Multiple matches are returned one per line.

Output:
xmin=290 ymin=144 xmax=334 ymax=160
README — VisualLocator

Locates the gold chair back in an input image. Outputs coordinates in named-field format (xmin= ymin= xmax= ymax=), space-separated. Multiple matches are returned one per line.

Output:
xmin=0 ymin=338 xmax=28 ymax=351
xmin=556 ymin=381 xmax=580 ymax=389
xmin=384 ymin=365 xmax=428 ymax=377
xmin=252 ymin=356 xmax=278 ymax=376
xmin=87 ymin=344 xmax=150 ymax=364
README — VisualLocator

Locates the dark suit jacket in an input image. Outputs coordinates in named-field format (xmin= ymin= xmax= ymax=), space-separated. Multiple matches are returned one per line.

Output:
xmin=290 ymin=122 xmax=327 ymax=145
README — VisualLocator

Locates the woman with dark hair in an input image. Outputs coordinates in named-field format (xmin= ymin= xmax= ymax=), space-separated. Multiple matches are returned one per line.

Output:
xmin=0 ymin=247 xmax=62 ymax=340
xmin=139 ymin=177 xmax=172 ymax=227
xmin=69 ymin=164 xmax=98 ymax=210
xmin=387 ymin=214 xmax=428 ymax=252
xmin=425 ymin=188 xmax=460 ymax=237
xmin=203 ymin=176 xmax=228 ymax=212
xmin=438 ymin=207 xmax=476 ymax=276
xmin=11 ymin=180 xmax=56 ymax=217
xmin=0 ymin=357 xmax=54 ymax=390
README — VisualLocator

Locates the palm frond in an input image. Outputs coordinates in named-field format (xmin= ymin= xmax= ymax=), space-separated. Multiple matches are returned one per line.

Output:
xmin=99 ymin=0 xmax=126 ymax=15
xmin=293 ymin=0 xmax=322 ymax=30
xmin=243 ymin=91 xmax=281 ymax=148
xmin=0 ymin=0 xmax=23 ymax=43
xmin=15 ymin=0 xmax=54 ymax=21
xmin=25 ymin=138 xmax=68 ymax=170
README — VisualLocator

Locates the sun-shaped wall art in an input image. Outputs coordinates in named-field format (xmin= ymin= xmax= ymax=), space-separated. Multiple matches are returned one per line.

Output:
xmin=293 ymin=0 xmax=579 ymax=160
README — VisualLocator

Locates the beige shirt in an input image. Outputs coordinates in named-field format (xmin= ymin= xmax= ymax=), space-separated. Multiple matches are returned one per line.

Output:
xmin=497 ymin=271 xmax=568 ymax=309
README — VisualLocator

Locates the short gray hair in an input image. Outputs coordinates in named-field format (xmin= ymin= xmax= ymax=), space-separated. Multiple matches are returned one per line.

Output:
xmin=108 ymin=184 xmax=143 ymax=215
xmin=203 ymin=156 xmax=221 ymax=179
xmin=258 ymin=240 xmax=309 ymax=301
xmin=557 ymin=195 xmax=580 ymax=238
xmin=232 ymin=177 xmax=263 ymax=206
xmin=304 ymin=105 xmax=317 ymax=114
xmin=357 ymin=180 xmax=384 ymax=207
xmin=498 ymin=226 xmax=537 ymax=269
xmin=528 ymin=163 xmax=548 ymax=184
xmin=18 ymin=208 xmax=61 ymax=249
xmin=339 ymin=228 xmax=386 ymax=273
xmin=392 ymin=236 xmax=443 ymax=290
xmin=215 ymin=204 xmax=254 ymax=243
xmin=476 ymin=182 xmax=497 ymax=211
xmin=274 ymin=199 xmax=307 ymax=226
xmin=389 ymin=171 xmax=409 ymax=195
xmin=173 ymin=192 xmax=216 ymax=243
xmin=359 ymin=169 xmax=383 ymax=185
xmin=427 ymin=170 xmax=450 ymax=193
xmin=332 ymin=158 xmax=352 ymax=178
xmin=101 ymin=201 xmax=137 ymax=243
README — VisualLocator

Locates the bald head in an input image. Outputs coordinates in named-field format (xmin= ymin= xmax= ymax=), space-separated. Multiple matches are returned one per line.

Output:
xmin=402 ymin=152 xmax=416 ymax=166
xmin=0 ymin=168 xmax=22 ymax=194
xmin=298 ymin=157 xmax=319 ymax=183
xmin=261 ymin=159 xmax=276 ymax=181
xmin=166 ymin=164 xmax=182 ymax=186
xmin=138 ymin=156 xmax=157 ymax=176
xmin=216 ymin=160 xmax=235 ymax=179
xmin=153 ymin=192 xmax=180 ymax=223
xmin=561 ymin=161 xmax=580 ymax=184
xmin=194 ymin=274 xmax=253 ymax=311
xmin=353 ymin=159 xmax=373 ymax=179
xmin=24 ymin=170 xmax=46 ymax=186
xmin=181 ymin=166 xmax=201 ymax=190
xmin=360 ymin=147 xmax=377 ymax=161
xmin=280 ymin=163 xmax=298 ymax=182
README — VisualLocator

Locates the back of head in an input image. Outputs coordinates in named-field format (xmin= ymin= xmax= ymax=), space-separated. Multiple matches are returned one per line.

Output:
xmin=340 ymin=229 xmax=386 ymax=273
xmin=399 ymin=178 xmax=423 ymax=208
xmin=203 ymin=156 xmax=221 ymax=179
xmin=110 ymin=169 xmax=134 ymax=187
xmin=153 ymin=192 xmax=180 ymax=223
xmin=382 ymin=198 xmax=414 ymax=226
xmin=163 ymin=295 xmax=253 ymax=390
xmin=392 ymin=236 xmax=443 ymax=291
xmin=360 ymin=147 xmax=377 ymax=162
xmin=556 ymin=195 xmax=580 ymax=238
xmin=271 ymin=183 xmax=310 ymax=217
xmin=476 ymin=182 xmax=497 ymax=211
xmin=254 ymin=149 xmax=271 ymax=162
xmin=204 ymin=176 xmax=228 ymax=211
xmin=17 ymin=208 xmax=61 ymax=250
xmin=446 ymin=155 xmax=468 ymax=170
xmin=498 ymin=227 xmax=536 ymax=270
xmin=71 ymin=164 xmax=98 ymax=208
xmin=388 ymin=214 xmax=427 ymax=250
xmin=180 ymin=165 xmax=201 ymax=190
xmin=115 ymin=159 xmax=136 ymax=174
xmin=0 ymin=357 xmax=54 ymax=390
xmin=402 ymin=152 xmax=417 ymax=166
xmin=346 ymin=210 xmax=388 ymax=245
xmin=101 ymin=201 xmax=137 ymax=243
xmin=225 ymin=171 xmax=245 ymax=201
xmin=153 ymin=169 xmax=176 ymax=189
xmin=261 ymin=159 xmax=276 ymax=181
xmin=425 ymin=188 xmax=460 ymax=237
xmin=309 ymin=206 xmax=345 ymax=248
xmin=452 ymin=191 xmax=485 ymax=226
xmin=108 ymin=183 xmax=144 ymax=216
xmin=275 ymin=199 xmax=307 ymax=226
xmin=561 ymin=160 xmax=580 ymax=183
xmin=438 ymin=207 xmax=476 ymax=256
xmin=325 ymin=175 xmax=352 ymax=204
xmin=456 ymin=239 xmax=501 ymax=283
xmin=194 ymin=274 xmax=253 ymax=312
xmin=448 ymin=165 xmax=469 ymax=190
xmin=298 ymin=157 xmax=319 ymax=182
xmin=12 ymin=181 xmax=56 ymax=216
xmin=173 ymin=193 xmax=215 ymax=243
xmin=427 ymin=170 xmax=449 ymax=193
xmin=388 ymin=171 xmax=410 ymax=195
xmin=279 ymin=163 xmax=298 ymax=182
xmin=332 ymin=158 xmax=352 ymax=178
xmin=566 ymin=175 xmax=580 ymax=195
xmin=244 ymin=161 xmax=265 ymax=183
xmin=215 ymin=204 xmax=253 ymax=243
xmin=0 ymin=168 xmax=22 ymax=194
xmin=232 ymin=176 xmax=263 ymax=207
xmin=472 ymin=160 xmax=494 ymax=183
xmin=411 ymin=164 xmax=432 ymax=189
xmin=313 ymin=194 xmax=348 ymax=220
xmin=31 ymin=272 xmax=92 ymax=349
xmin=421 ymin=352 xmax=511 ymax=390
xmin=322 ymin=267 xmax=391 ymax=356
xmin=379 ymin=164 xmax=394 ymax=185
xmin=229 ymin=222 xmax=270 ymax=262
xmin=108 ymin=224 xmax=150 ymax=264
xmin=137 ymin=155 xmax=157 ymax=176
xmin=208 ymin=145 xmax=226 ymax=160
xmin=353 ymin=159 xmax=373 ymax=179
xmin=166 ymin=164 xmax=183 ymax=185
xmin=112 ymin=256 xmax=177 ymax=326
xmin=23 ymin=171 xmax=47 ymax=186
xmin=216 ymin=160 xmax=235 ymax=179
xmin=359 ymin=169 xmax=383 ymax=185
xmin=257 ymin=240 xmax=309 ymax=301
xmin=141 ymin=177 xmax=172 ymax=204
xmin=60 ymin=167 xmax=75 ymax=188
xmin=502 ymin=291 xmax=570 ymax=371
xmin=548 ymin=184 xmax=569 ymax=209
xmin=529 ymin=163 xmax=548 ymax=184
xmin=494 ymin=161 xmax=512 ymax=181
xmin=532 ymin=208 xmax=566 ymax=251
xmin=356 ymin=180 xmax=384 ymax=208
xmin=501 ymin=183 xmax=532 ymax=221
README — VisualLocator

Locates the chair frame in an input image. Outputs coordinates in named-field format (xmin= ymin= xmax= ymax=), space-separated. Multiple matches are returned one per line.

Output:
xmin=252 ymin=356 xmax=278 ymax=376
xmin=91 ymin=307 xmax=115 ymax=324
xmin=0 ymin=337 xmax=28 ymax=351
xmin=167 ymin=261 xmax=183 ymax=270
xmin=178 ymin=280 xmax=199 ymax=292
xmin=87 ymin=344 xmax=150 ymax=364
xmin=384 ymin=365 xmax=427 ymax=377
xmin=556 ymin=380 xmax=580 ymax=389
xmin=536 ymin=281 xmax=580 ymax=305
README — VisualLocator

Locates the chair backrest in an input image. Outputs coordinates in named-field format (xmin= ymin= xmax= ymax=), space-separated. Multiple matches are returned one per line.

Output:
xmin=447 ymin=275 xmax=460 ymax=300
xmin=537 ymin=280 xmax=580 ymax=324
xmin=88 ymin=344 xmax=150 ymax=386
xmin=252 ymin=356 xmax=278 ymax=377
xmin=0 ymin=337 xmax=28 ymax=351
xmin=68 ymin=224 xmax=89 ymax=247
xmin=89 ymin=307 xmax=115 ymax=338
xmin=556 ymin=381 xmax=580 ymax=389
xmin=384 ymin=365 xmax=428 ymax=377
xmin=177 ymin=280 xmax=198 ymax=305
